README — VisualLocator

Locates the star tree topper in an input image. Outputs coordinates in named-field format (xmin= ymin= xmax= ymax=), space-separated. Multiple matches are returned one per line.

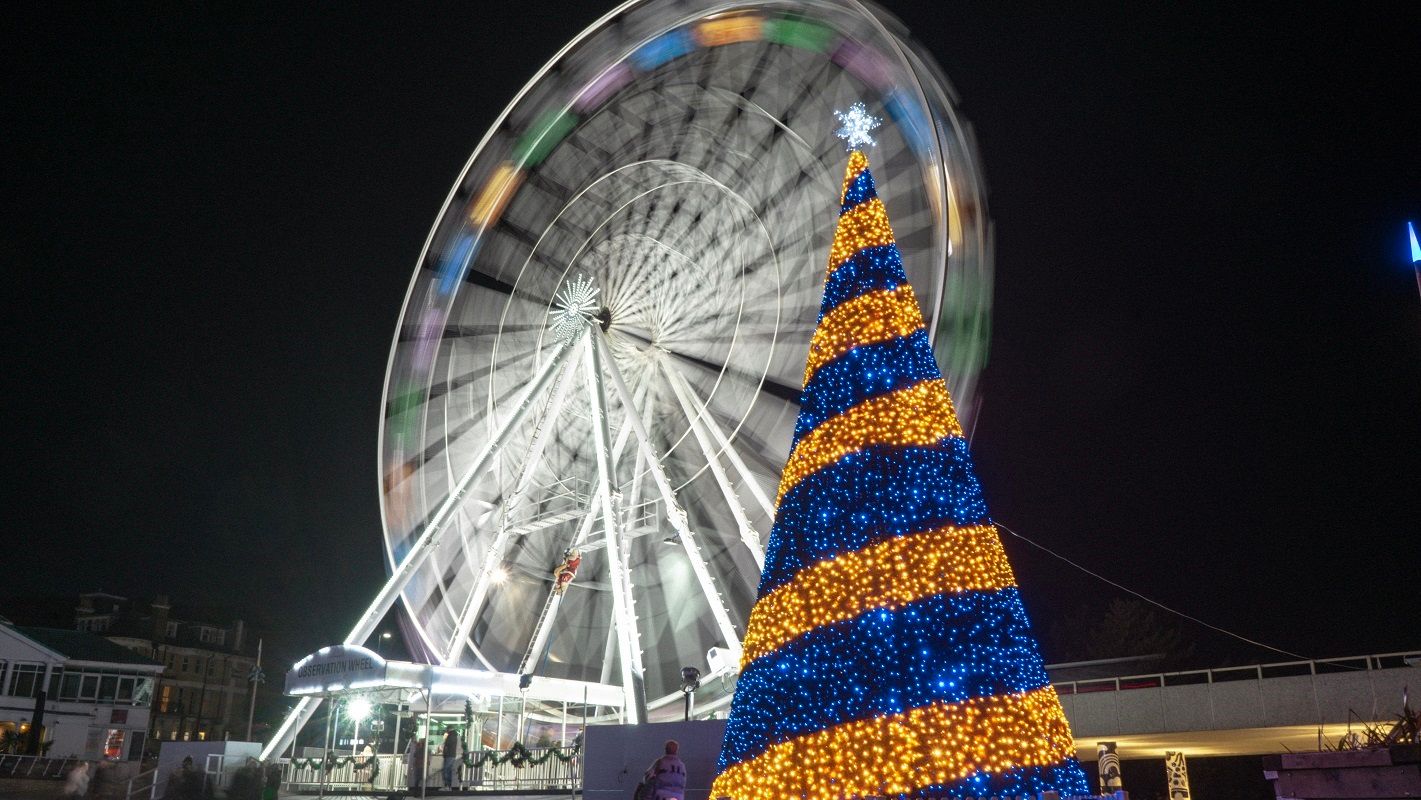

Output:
xmin=833 ymin=101 xmax=882 ymax=150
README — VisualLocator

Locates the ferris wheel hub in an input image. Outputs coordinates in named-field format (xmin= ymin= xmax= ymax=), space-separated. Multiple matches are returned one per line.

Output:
xmin=550 ymin=274 xmax=602 ymax=343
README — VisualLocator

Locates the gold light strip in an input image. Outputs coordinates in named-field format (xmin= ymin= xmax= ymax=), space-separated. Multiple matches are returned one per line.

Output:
xmin=803 ymin=286 xmax=926 ymax=383
xmin=711 ymin=686 xmax=1078 ymax=800
xmin=776 ymin=380 xmax=963 ymax=505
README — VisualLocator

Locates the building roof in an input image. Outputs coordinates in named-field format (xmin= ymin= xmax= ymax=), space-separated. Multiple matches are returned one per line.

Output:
xmin=13 ymin=626 xmax=161 ymax=668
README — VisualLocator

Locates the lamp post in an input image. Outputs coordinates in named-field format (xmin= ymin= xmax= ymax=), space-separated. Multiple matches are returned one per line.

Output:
xmin=679 ymin=667 xmax=700 ymax=722
xmin=347 ymin=697 xmax=372 ymax=756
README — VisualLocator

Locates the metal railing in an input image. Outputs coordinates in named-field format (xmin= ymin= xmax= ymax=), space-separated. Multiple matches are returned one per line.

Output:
xmin=124 ymin=766 xmax=160 ymax=800
xmin=280 ymin=746 xmax=582 ymax=793
xmin=1052 ymin=650 xmax=1421 ymax=695
xmin=0 ymin=754 xmax=86 ymax=779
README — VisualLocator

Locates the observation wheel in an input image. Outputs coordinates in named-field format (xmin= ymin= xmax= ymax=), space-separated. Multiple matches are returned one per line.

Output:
xmin=378 ymin=0 xmax=993 ymax=725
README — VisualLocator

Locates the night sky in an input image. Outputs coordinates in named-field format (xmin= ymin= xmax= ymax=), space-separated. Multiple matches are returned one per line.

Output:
xmin=6 ymin=3 xmax=1418 ymax=669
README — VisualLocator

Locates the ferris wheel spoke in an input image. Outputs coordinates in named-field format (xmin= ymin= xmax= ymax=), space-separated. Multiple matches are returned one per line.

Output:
xmin=662 ymin=359 xmax=778 ymax=525
xmin=595 ymin=332 xmax=741 ymax=651
xmin=663 ymin=345 xmax=801 ymax=405
xmin=498 ymin=344 xmax=585 ymax=522
xmin=660 ymin=358 xmax=764 ymax=569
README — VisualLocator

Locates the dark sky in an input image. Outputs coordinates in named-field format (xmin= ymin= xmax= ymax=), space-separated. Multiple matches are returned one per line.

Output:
xmin=6 ymin=3 xmax=1418 ymax=668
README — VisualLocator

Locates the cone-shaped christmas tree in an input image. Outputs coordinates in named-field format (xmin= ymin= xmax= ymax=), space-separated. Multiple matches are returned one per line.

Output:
xmin=711 ymin=108 xmax=1089 ymax=800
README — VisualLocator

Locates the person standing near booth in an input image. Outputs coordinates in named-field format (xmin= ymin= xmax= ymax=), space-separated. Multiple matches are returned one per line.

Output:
xmin=441 ymin=727 xmax=461 ymax=789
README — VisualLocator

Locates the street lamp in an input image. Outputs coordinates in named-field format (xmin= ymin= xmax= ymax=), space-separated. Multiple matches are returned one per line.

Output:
xmin=347 ymin=697 xmax=372 ymax=756
xmin=679 ymin=667 xmax=700 ymax=721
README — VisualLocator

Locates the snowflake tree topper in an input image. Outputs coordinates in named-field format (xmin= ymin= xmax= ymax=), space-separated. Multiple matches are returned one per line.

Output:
xmin=833 ymin=102 xmax=882 ymax=151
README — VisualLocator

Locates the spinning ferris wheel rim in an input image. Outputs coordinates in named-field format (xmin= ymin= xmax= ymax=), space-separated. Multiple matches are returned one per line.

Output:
xmin=375 ymin=0 xmax=994 ymax=720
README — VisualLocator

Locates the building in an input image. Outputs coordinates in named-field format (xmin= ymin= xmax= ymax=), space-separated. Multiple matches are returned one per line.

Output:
xmin=74 ymin=592 xmax=257 ymax=743
xmin=0 ymin=622 xmax=162 ymax=760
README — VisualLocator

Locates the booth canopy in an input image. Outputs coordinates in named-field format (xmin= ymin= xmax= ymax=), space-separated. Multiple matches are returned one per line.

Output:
xmin=285 ymin=644 xmax=624 ymax=707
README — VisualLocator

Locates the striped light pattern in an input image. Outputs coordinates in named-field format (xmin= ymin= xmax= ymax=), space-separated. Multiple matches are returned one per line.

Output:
xmin=712 ymin=151 xmax=1088 ymax=799
xmin=740 ymin=523 xmax=1013 ymax=664
xmin=804 ymin=286 xmax=927 ymax=382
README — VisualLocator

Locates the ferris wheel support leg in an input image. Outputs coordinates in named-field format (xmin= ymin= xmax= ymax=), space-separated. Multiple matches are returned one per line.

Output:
xmin=586 ymin=334 xmax=647 ymax=724
xmin=659 ymin=359 xmax=765 ymax=570
xmin=442 ymin=345 xmax=587 ymax=665
xmin=258 ymin=334 xmax=583 ymax=760
xmin=661 ymin=361 xmax=778 ymax=524
xmin=595 ymin=333 xmax=742 ymax=652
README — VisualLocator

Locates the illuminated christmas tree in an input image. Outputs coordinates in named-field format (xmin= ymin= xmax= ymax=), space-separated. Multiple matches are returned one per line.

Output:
xmin=711 ymin=105 xmax=1090 ymax=800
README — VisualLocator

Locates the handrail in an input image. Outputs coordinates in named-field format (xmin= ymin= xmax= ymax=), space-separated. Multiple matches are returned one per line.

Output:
xmin=0 ymin=754 xmax=83 ymax=779
xmin=125 ymin=766 xmax=160 ymax=800
xmin=1052 ymin=649 xmax=1421 ymax=695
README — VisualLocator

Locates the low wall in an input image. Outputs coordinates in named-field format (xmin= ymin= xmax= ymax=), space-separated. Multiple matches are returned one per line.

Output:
xmin=584 ymin=720 xmax=727 ymax=800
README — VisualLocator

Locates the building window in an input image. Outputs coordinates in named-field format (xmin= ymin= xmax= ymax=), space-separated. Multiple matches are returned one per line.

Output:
xmin=180 ymin=657 xmax=190 ymax=673
xmin=104 ymin=729 xmax=126 ymax=760
xmin=159 ymin=685 xmax=173 ymax=713
xmin=6 ymin=663 xmax=44 ymax=698
xmin=166 ymin=622 xmax=178 ymax=637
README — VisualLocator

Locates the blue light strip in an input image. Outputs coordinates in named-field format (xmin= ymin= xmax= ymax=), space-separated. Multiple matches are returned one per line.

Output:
xmin=793 ymin=333 xmax=940 ymax=442
xmin=820 ymin=244 xmax=906 ymax=316
xmin=912 ymin=762 xmax=1093 ymax=799
xmin=717 ymin=588 xmax=1052 ymax=769
xmin=840 ymin=167 xmax=877 ymax=212
xmin=759 ymin=438 xmax=992 ymax=595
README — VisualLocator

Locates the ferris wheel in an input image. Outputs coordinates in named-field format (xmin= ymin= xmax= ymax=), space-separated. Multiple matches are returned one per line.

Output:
xmin=268 ymin=0 xmax=994 ymax=753
xmin=378 ymin=0 xmax=993 ymax=726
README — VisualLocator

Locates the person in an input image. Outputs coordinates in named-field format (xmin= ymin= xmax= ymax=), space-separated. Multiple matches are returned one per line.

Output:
xmin=642 ymin=740 xmax=686 ymax=800
xmin=405 ymin=736 xmax=426 ymax=792
xmin=441 ymin=727 xmax=460 ymax=790
xmin=62 ymin=761 xmax=91 ymax=797
xmin=358 ymin=742 xmax=376 ymax=786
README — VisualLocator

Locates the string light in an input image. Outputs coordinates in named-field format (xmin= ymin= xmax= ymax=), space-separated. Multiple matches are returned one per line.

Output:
xmin=827 ymin=197 xmax=895 ymax=274
xmin=763 ymin=437 xmax=992 ymax=593
xmin=776 ymin=379 xmax=963 ymax=505
xmin=714 ymin=687 xmax=1080 ymax=800
xmin=740 ymin=523 xmax=1015 ymax=663
xmin=794 ymin=330 xmax=940 ymax=441
xmin=713 ymin=147 xmax=1087 ymax=799
xmin=721 ymin=588 xmax=1057 ymax=769
xmin=804 ymin=286 xmax=926 ymax=382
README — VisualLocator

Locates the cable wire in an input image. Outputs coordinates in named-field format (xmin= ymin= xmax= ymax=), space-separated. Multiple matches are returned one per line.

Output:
xmin=995 ymin=520 xmax=1315 ymax=662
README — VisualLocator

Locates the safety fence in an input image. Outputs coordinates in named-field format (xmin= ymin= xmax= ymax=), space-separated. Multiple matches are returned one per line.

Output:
xmin=280 ymin=745 xmax=582 ymax=793
xmin=1052 ymin=650 xmax=1420 ymax=695
xmin=0 ymin=754 xmax=86 ymax=779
